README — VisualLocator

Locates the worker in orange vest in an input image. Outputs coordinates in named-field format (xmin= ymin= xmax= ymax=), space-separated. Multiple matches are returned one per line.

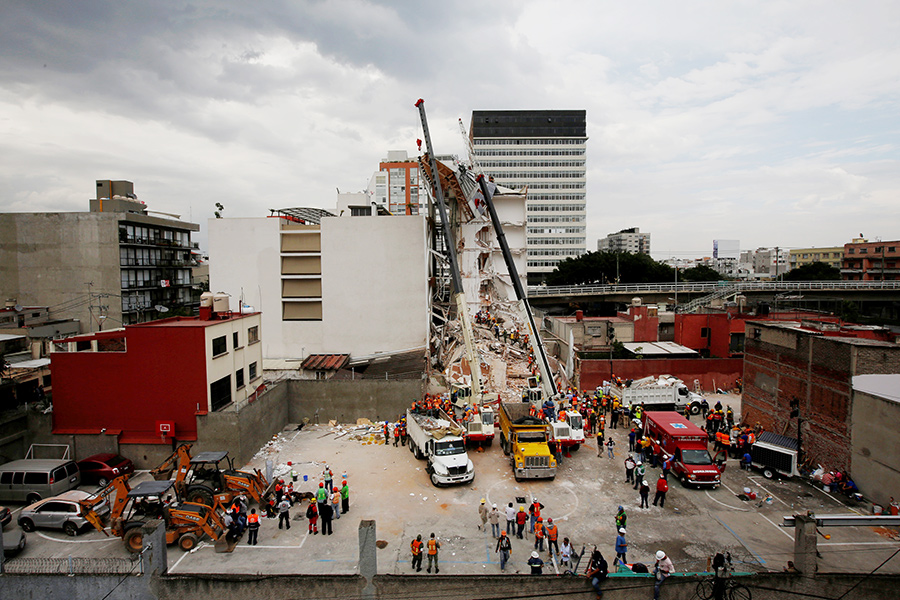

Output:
xmin=410 ymin=534 xmax=424 ymax=572
xmin=533 ymin=517 xmax=545 ymax=552
xmin=426 ymin=532 xmax=441 ymax=573
xmin=246 ymin=508 xmax=260 ymax=546
xmin=545 ymin=517 xmax=559 ymax=558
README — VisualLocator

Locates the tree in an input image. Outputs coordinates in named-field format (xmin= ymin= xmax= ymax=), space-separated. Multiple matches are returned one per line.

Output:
xmin=678 ymin=265 xmax=726 ymax=282
xmin=545 ymin=251 xmax=673 ymax=286
xmin=783 ymin=261 xmax=841 ymax=281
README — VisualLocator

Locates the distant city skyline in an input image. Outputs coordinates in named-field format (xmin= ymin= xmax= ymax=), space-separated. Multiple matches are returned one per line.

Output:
xmin=1 ymin=1 xmax=897 ymax=259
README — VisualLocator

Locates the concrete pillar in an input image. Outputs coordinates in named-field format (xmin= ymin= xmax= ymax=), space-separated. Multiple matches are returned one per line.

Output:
xmin=142 ymin=520 xmax=169 ymax=576
xmin=793 ymin=514 xmax=817 ymax=574
xmin=0 ymin=522 xmax=5 ymax=574
xmin=359 ymin=520 xmax=377 ymax=600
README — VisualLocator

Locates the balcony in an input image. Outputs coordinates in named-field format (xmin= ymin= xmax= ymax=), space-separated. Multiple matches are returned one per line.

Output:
xmin=118 ymin=235 xmax=193 ymax=249
xmin=120 ymin=259 xmax=192 ymax=268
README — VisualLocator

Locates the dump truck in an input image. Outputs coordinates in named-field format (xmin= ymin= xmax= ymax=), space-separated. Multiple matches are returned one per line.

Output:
xmin=497 ymin=402 xmax=557 ymax=481
xmin=609 ymin=376 xmax=707 ymax=414
xmin=80 ymin=477 xmax=229 ymax=553
xmin=452 ymin=384 xmax=495 ymax=447
xmin=150 ymin=444 xmax=269 ymax=506
xmin=406 ymin=408 xmax=475 ymax=487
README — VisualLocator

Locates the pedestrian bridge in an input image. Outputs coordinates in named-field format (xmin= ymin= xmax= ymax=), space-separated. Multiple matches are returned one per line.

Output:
xmin=526 ymin=280 xmax=900 ymax=313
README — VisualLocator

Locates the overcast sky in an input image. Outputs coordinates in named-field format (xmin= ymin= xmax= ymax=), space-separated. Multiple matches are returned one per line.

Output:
xmin=2 ymin=1 xmax=898 ymax=259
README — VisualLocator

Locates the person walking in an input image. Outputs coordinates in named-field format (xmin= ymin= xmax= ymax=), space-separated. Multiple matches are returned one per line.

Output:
xmin=653 ymin=550 xmax=675 ymax=599
xmin=340 ymin=480 xmax=350 ymax=514
xmin=478 ymin=498 xmax=489 ymax=531
xmin=277 ymin=496 xmax=291 ymax=530
xmin=496 ymin=531 xmax=512 ymax=571
xmin=505 ymin=502 xmax=516 ymax=536
xmin=615 ymin=528 xmax=627 ymax=564
xmin=489 ymin=503 xmax=501 ymax=538
xmin=545 ymin=518 xmax=559 ymax=558
xmin=332 ymin=486 xmax=342 ymax=519
xmin=615 ymin=506 xmax=627 ymax=531
xmin=306 ymin=500 xmax=319 ymax=534
xmin=410 ymin=534 xmax=424 ymax=572
xmin=426 ymin=533 xmax=441 ymax=573
xmin=639 ymin=479 xmax=651 ymax=509
xmin=624 ymin=455 xmax=636 ymax=484
xmin=515 ymin=506 xmax=528 ymax=539
xmin=654 ymin=474 xmax=669 ymax=508
xmin=628 ymin=428 xmax=637 ymax=452
xmin=528 ymin=551 xmax=545 ymax=574
xmin=246 ymin=508 xmax=260 ymax=545
xmin=320 ymin=500 xmax=334 ymax=535
xmin=528 ymin=498 xmax=544 ymax=534
xmin=606 ymin=437 xmax=616 ymax=458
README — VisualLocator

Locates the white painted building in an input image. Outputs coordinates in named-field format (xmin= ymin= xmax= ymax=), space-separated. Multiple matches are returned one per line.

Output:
xmin=598 ymin=227 xmax=650 ymax=255
xmin=208 ymin=211 xmax=429 ymax=361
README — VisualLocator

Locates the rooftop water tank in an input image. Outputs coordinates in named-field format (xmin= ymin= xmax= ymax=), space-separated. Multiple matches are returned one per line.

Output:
xmin=213 ymin=293 xmax=230 ymax=314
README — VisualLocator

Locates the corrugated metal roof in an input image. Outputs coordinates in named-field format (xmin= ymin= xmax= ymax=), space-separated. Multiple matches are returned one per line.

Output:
xmin=8 ymin=358 xmax=50 ymax=369
xmin=621 ymin=342 xmax=698 ymax=356
xmin=301 ymin=354 xmax=350 ymax=371
xmin=757 ymin=431 xmax=800 ymax=451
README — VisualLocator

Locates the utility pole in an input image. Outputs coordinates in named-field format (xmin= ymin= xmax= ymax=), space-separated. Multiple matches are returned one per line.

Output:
xmin=673 ymin=260 xmax=678 ymax=312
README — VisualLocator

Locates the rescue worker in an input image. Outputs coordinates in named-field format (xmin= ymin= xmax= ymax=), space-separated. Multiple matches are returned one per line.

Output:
xmin=516 ymin=506 xmax=528 ymax=539
xmin=528 ymin=551 xmax=545 ymax=574
xmin=478 ymin=498 xmax=489 ymax=531
xmin=533 ymin=517 xmax=545 ymax=551
xmin=654 ymin=474 xmax=669 ymax=508
xmin=639 ymin=479 xmax=651 ymax=508
xmin=545 ymin=517 xmax=559 ymax=558
xmin=528 ymin=497 xmax=544 ymax=534
xmin=653 ymin=550 xmax=675 ymax=600
xmin=587 ymin=550 xmax=609 ymax=599
xmin=316 ymin=481 xmax=328 ymax=516
xmin=340 ymin=480 xmax=350 ymax=514
xmin=306 ymin=500 xmax=319 ymax=534
xmin=426 ymin=532 xmax=440 ymax=573
xmin=489 ymin=503 xmax=501 ymax=538
xmin=320 ymin=498 xmax=334 ymax=535
xmin=496 ymin=531 xmax=512 ymax=571
xmin=331 ymin=486 xmax=341 ymax=519
xmin=505 ymin=502 xmax=516 ymax=536
xmin=633 ymin=461 xmax=646 ymax=490
xmin=410 ymin=534 xmax=424 ymax=572
xmin=277 ymin=496 xmax=291 ymax=530
xmin=625 ymin=455 xmax=636 ymax=484
xmin=246 ymin=508 xmax=260 ymax=545
xmin=615 ymin=528 xmax=627 ymax=564
xmin=615 ymin=506 xmax=627 ymax=530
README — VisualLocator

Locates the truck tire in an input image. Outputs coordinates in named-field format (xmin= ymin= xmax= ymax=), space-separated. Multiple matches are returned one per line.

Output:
xmin=500 ymin=434 xmax=509 ymax=456
xmin=763 ymin=468 xmax=774 ymax=479
xmin=690 ymin=402 xmax=701 ymax=415
xmin=430 ymin=472 xmax=442 ymax=487
xmin=679 ymin=474 xmax=689 ymax=488
xmin=485 ymin=437 xmax=493 ymax=447
xmin=570 ymin=444 xmax=580 ymax=452
xmin=186 ymin=486 xmax=214 ymax=506
xmin=179 ymin=533 xmax=199 ymax=551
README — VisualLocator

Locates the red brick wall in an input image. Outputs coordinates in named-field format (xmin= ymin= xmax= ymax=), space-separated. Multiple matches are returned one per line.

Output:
xmin=578 ymin=358 xmax=743 ymax=393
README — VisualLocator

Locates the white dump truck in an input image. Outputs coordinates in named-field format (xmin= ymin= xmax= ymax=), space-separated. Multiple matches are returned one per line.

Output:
xmin=609 ymin=375 xmax=707 ymax=414
xmin=406 ymin=408 xmax=475 ymax=487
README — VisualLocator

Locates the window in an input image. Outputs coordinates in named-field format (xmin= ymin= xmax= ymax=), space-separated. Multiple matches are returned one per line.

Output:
xmin=235 ymin=368 xmax=245 ymax=389
xmin=212 ymin=335 xmax=227 ymax=357
xmin=0 ymin=472 xmax=11 ymax=484
xmin=24 ymin=472 xmax=48 ymax=485
xmin=65 ymin=462 xmax=79 ymax=477
xmin=248 ymin=326 xmax=259 ymax=344
xmin=249 ymin=362 xmax=258 ymax=380
xmin=700 ymin=327 xmax=711 ymax=339
xmin=51 ymin=467 xmax=66 ymax=482
xmin=233 ymin=332 xmax=240 ymax=348
xmin=210 ymin=375 xmax=231 ymax=411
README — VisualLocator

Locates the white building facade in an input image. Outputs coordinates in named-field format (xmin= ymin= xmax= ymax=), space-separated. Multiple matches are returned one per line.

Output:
xmin=470 ymin=110 xmax=587 ymax=285
xmin=598 ymin=227 xmax=650 ymax=254
xmin=208 ymin=212 xmax=429 ymax=361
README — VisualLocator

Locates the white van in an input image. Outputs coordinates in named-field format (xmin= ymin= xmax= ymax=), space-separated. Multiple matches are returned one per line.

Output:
xmin=0 ymin=459 xmax=81 ymax=504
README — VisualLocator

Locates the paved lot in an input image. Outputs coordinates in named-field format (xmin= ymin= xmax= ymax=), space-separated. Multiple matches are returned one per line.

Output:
xmin=4 ymin=398 xmax=899 ymax=576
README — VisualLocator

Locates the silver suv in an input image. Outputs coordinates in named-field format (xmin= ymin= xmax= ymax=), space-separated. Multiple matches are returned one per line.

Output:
xmin=18 ymin=490 xmax=109 ymax=536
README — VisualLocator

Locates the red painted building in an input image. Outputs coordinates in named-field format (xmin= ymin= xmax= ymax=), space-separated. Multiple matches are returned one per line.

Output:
xmin=841 ymin=238 xmax=900 ymax=281
xmin=51 ymin=311 xmax=263 ymax=445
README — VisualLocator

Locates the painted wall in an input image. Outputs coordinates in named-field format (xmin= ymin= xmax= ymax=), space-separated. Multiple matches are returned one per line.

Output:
xmin=209 ymin=216 xmax=429 ymax=359
xmin=579 ymin=358 xmax=743 ymax=393
xmin=850 ymin=382 xmax=900 ymax=509
xmin=0 ymin=212 xmax=121 ymax=329
xmin=203 ymin=313 xmax=263 ymax=410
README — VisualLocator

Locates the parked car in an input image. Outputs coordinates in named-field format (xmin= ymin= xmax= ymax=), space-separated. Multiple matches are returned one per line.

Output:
xmin=18 ymin=490 xmax=109 ymax=536
xmin=0 ymin=505 xmax=11 ymax=527
xmin=3 ymin=528 xmax=26 ymax=557
xmin=77 ymin=454 xmax=134 ymax=486
xmin=0 ymin=458 xmax=81 ymax=504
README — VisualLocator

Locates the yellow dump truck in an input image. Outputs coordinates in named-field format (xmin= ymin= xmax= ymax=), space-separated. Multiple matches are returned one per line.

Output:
xmin=497 ymin=402 xmax=557 ymax=481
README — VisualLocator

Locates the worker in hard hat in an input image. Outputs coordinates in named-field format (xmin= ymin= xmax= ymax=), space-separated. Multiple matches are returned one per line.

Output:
xmin=653 ymin=550 xmax=675 ymax=599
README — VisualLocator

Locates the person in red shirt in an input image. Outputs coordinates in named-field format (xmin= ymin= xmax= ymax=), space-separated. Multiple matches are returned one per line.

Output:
xmin=515 ymin=506 xmax=528 ymax=539
xmin=653 ymin=474 xmax=669 ymax=508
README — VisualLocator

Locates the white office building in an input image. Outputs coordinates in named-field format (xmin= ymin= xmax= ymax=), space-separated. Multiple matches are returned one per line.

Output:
xmin=598 ymin=227 xmax=650 ymax=255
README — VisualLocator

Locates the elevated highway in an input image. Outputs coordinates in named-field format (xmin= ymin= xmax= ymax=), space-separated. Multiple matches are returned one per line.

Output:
xmin=526 ymin=280 xmax=900 ymax=312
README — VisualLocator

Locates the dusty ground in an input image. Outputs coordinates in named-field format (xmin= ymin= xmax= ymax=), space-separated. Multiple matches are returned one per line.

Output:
xmin=5 ymin=394 xmax=899 ymax=577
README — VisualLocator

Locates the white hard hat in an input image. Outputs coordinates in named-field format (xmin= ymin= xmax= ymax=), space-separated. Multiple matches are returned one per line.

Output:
xmin=619 ymin=527 xmax=626 ymax=534
xmin=656 ymin=550 xmax=666 ymax=560
xmin=493 ymin=503 xmax=497 ymax=508
xmin=531 ymin=551 xmax=539 ymax=558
